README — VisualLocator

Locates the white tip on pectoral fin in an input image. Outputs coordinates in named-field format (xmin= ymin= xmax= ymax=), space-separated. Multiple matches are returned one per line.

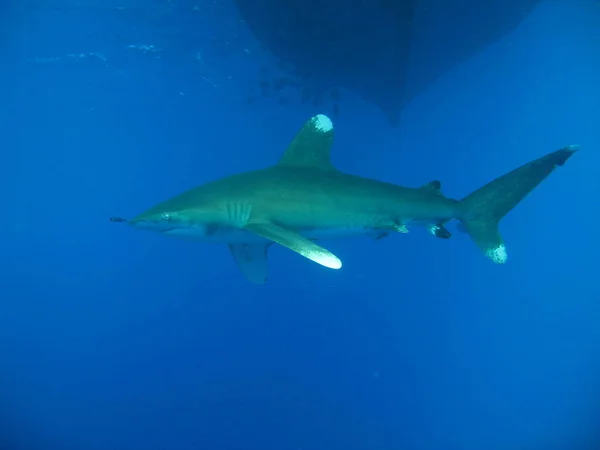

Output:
xmin=245 ymin=222 xmax=342 ymax=270
xmin=305 ymin=247 xmax=342 ymax=269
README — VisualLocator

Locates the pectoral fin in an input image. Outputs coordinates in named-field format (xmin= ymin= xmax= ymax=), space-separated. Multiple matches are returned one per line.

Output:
xmin=229 ymin=243 xmax=271 ymax=284
xmin=245 ymin=222 xmax=342 ymax=269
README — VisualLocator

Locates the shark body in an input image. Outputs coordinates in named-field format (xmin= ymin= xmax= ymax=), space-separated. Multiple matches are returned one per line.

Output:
xmin=117 ymin=114 xmax=577 ymax=283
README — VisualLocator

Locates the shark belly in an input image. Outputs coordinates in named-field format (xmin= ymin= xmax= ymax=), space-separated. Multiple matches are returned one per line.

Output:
xmin=164 ymin=224 xmax=379 ymax=244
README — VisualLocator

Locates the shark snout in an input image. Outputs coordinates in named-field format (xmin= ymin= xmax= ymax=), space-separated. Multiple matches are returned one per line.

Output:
xmin=112 ymin=215 xmax=169 ymax=231
xmin=127 ymin=216 xmax=159 ymax=229
xmin=110 ymin=216 xmax=158 ymax=229
xmin=125 ymin=213 xmax=182 ymax=233
xmin=110 ymin=215 xmax=153 ymax=229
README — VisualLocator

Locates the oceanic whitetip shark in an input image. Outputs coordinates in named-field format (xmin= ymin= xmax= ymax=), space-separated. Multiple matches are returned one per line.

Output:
xmin=111 ymin=114 xmax=578 ymax=283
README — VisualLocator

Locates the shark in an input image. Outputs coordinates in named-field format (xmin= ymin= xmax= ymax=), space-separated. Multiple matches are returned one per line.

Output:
xmin=112 ymin=114 xmax=578 ymax=283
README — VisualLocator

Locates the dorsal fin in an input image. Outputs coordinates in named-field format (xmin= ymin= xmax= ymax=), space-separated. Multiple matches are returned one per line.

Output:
xmin=421 ymin=180 xmax=442 ymax=194
xmin=278 ymin=114 xmax=336 ymax=171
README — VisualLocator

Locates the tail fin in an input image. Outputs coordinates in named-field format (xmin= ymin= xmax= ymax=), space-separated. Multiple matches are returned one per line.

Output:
xmin=458 ymin=145 xmax=579 ymax=263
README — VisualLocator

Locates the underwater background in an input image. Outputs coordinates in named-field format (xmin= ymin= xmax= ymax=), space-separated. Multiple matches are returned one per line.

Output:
xmin=1 ymin=1 xmax=600 ymax=449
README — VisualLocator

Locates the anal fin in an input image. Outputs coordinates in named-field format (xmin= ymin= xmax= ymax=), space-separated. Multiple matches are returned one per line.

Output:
xmin=229 ymin=243 xmax=270 ymax=284
xmin=428 ymin=224 xmax=452 ymax=239
xmin=368 ymin=229 xmax=390 ymax=240
xmin=245 ymin=222 xmax=342 ymax=269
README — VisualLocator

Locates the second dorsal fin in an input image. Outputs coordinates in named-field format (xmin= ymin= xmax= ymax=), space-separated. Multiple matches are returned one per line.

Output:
xmin=278 ymin=114 xmax=336 ymax=171
xmin=421 ymin=180 xmax=442 ymax=194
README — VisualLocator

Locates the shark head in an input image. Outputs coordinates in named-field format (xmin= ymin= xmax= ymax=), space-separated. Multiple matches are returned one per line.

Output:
xmin=128 ymin=209 xmax=187 ymax=232
xmin=123 ymin=184 xmax=256 ymax=243
xmin=126 ymin=194 xmax=225 ymax=239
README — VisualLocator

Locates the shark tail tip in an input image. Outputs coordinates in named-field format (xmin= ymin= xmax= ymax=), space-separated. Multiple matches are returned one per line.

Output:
xmin=553 ymin=145 xmax=580 ymax=167
xmin=485 ymin=243 xmax=508 ymax=264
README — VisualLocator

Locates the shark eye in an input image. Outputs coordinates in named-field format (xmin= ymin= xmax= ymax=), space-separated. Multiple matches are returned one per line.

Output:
xmin=161 ymin=212 xmax=172 ymax=221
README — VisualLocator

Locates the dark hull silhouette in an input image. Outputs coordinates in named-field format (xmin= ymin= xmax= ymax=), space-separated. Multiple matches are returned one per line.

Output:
xmin=235 ymin=0 xmax=541 ymax=125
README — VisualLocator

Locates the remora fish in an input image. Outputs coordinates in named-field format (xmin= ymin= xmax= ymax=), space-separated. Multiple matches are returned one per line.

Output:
xmin=113 ymin=114 xmax=578 ymax=283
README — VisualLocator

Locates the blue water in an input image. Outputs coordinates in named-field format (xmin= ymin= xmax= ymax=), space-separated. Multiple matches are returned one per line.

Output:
xmin=2 ymin=1 xmax=599 ymax=449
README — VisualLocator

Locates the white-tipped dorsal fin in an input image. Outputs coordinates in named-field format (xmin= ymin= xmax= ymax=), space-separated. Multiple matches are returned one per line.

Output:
xmin=278 ymin=114 xmax=336 ymax=171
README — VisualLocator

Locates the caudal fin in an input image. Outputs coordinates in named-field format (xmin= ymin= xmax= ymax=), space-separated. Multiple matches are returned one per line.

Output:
xmin=458 ymin=145 xmax=579 ymax=263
